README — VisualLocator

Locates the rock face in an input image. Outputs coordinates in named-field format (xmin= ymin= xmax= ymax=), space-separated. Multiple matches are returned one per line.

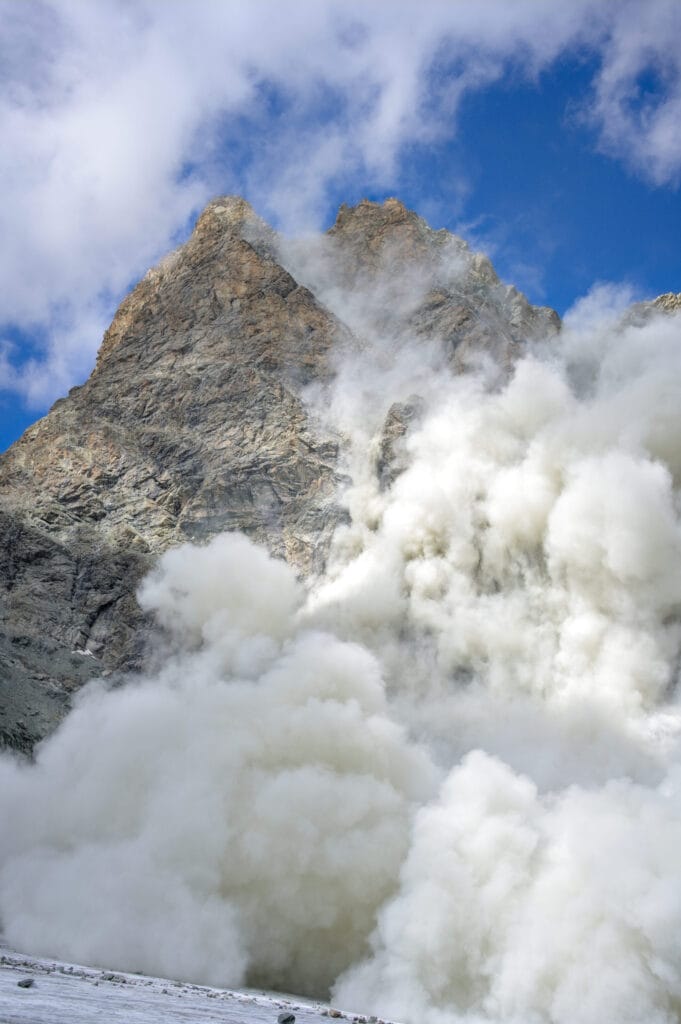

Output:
xmin=0 ymin=196 xmax=561 ymax=753
xmin=625 ymin=291 xmax=681 ymax=325
xmin=283 ymin=197 xmax=560 ymax=372
xmin=376 ymin=398 xmax=425 ymax=491
xmin=650 ymin=292 xmax=681 ymax=315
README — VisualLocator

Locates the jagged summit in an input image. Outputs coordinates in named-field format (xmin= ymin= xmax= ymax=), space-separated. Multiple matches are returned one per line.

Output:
xmin=331 ymin=195 xmax=423 ymax=233
xmin=0 ymin=195 xmax=674 ymax=754
xmin=654 ymin=291 xmax=681 ymax=312
xmin=622 ymin=290 xmax=681 ymax=327
xmin=330 ymin=196 xmax=467 ymax=269
xmin=291 ymin=195 xmax=560 ymax=370
xmin=199 ymin=193 xmax=259 ymax=225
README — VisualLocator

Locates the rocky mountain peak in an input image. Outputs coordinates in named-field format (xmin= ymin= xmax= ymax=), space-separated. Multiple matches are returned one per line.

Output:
xmin=331 ymin=195 xmax=420 ymax=234
xmin=328 ymin=196 xmax=465 ymax=278
xmin=197 ymin=194 xmax=260 ymax=230
xmin=288 ymin=196 xmax=560 ymax=371
xmin=621 ymin=290 xmax=681 ymax=327
xmin=0 ymin=196 xmax=569 ymax=752
xmin=653 ymin=291 xmax=681 ymax=313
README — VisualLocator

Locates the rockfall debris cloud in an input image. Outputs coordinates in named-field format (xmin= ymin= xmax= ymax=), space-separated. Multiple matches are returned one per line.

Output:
xmin=2 ymin=230 xmax=681 ymax=1024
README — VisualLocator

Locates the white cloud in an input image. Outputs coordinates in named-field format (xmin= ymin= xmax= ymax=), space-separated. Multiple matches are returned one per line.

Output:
xmin=562 ymin=281 xmax=639 ymax=332
xmin=0 ymin=0 xmax=679 ymax=410
xmin=3 ymin=271 xmax=681 ymax=1019
xmin=588 ymin=0 xmax=681 ymax=186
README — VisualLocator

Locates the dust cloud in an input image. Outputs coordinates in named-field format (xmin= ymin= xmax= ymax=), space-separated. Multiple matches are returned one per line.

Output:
xmin=2 ymin=253 xmax=681 ymax=1024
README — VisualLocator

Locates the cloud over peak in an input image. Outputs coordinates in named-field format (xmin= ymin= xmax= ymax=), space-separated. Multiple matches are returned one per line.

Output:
xmin=1 ymin=0 xmax=679 ymax=412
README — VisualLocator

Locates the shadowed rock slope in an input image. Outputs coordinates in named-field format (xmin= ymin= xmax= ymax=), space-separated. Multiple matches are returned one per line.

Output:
xmin=0 ymin=197 xmax=559 ymax=753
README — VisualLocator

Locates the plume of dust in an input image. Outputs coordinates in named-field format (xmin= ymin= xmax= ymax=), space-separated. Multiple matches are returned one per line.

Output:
xmin=0 ymin=534 xmax=436 ymax=994
xmin=2 ymin=248 xmax=681 ymax=1024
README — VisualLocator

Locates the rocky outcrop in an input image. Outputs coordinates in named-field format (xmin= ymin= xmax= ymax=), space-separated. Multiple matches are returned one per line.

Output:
xmin=651 ymin=292 xmax=681 ymax=314
xmin=624 ymin=291 xmax=681 ymax=326
xmin=283 ymin=198 xmax=560 ymax=372
xmin=0 ymin=197 xmax=562 ymax=753
xmin=0 ymin=198 xmax=348 ymax=751
xmin=376 ymin=398 xmax=425 ymax=491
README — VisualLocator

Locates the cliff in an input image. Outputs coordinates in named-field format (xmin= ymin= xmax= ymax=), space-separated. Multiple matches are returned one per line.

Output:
xmin=0 ymin=197 xmax=560 ymax=752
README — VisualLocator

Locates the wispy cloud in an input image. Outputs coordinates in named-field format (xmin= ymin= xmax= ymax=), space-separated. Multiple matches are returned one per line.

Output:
xmin=588 ymin=0 xmax=681 ymax=186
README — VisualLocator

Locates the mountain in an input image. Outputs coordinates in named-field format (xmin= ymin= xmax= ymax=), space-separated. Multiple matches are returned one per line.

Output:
xmin=3 ymin=200 xmax=681 ymax=1024
xmin=0 ymin=196 xmax=567 ymax=753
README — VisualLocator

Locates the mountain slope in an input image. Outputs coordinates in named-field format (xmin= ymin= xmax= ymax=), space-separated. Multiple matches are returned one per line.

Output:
xmin=0 ymin=940 xmax=362 ymax=1024
xmin=0 ymin=197 xmax=559 ymax=753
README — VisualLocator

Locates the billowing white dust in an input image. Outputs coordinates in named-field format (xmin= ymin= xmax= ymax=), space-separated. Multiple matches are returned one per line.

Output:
xmin=2 ymin=267 xmax=681 ymax=1023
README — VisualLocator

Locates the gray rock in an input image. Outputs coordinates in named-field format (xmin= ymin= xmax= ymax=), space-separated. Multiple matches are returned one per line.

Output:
xmin=376 ymin=397 xmax=425 ymax=491
xmin=0 ymin=198 xmax=347 ymax=753
xmin=288 ymin=197 xmax=561 ymax=374
xmin=622 ymin=291 xmax=681 ymax=327
xmin=0 ymin=196 xmax=564 ymax=753
xmin=277 ymin=1012 xmax=296 ymax=1023
xmin=17 ymin=978 xmax=34 ymax=988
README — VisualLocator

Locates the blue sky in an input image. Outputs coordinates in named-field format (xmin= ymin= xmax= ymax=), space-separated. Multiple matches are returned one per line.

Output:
xmin=1 ymin=0 xmax=681 ymax=451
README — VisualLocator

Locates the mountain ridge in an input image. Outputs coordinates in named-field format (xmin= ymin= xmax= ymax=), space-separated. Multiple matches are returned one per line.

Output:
xmin=0 ymin=196 xmax=676 ymax=754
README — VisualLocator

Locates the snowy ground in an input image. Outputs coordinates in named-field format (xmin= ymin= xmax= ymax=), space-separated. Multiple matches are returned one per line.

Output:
xmin=0 ymin=942 xmax=382 ymax=1024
